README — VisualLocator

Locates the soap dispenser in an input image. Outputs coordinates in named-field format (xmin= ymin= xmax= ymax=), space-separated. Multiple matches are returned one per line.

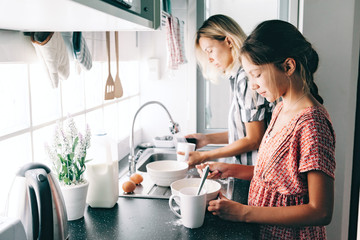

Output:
xmin=86 ymin=132 xmax=119 ymax=208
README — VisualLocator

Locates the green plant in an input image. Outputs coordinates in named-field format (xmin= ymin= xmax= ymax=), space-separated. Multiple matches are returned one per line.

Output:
xmin=45 ymin=118 xmax=91 ymax=185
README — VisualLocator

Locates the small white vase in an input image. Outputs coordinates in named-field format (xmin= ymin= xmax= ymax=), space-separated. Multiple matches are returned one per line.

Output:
xmin=61 ymin=181 xmax=89 ymax=221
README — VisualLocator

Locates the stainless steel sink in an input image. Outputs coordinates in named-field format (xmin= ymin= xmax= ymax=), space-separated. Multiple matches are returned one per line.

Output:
xmin=137 ymin=152 xmax=177 ymax=172
xmin=118 ymin=147 xmax=234 ymax=200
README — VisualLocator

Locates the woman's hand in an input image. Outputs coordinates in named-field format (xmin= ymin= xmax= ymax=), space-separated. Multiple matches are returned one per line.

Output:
xmin=195 ymin=162 xmax=233 ymax=179
xmin=176 ymin=150 xmax=205 ymax=166
xmin=186 ymin=151 xmax=207 ymax=166
xmin=208 ymin=192 xmax=246 ymax=222
xmin=185 ymin=133 xmax=208 ymax=149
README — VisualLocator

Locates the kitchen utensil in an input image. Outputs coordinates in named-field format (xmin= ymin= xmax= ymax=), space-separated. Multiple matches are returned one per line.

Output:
xmin=197 ymin=165 xmax=210 ymax=195
xmin=176 ymin=142 xmax=196 ymax=162
xmin=114 ymin=31 xmax=123 ymax=98
xmin=104 ymin=31 xmax=115 ymax=100
xmin=169 ymin=187 xmax=207 ymax=228
xmin=146 ymin=160 xmax=188 ymax=187
xmin=6 ymin=163 xmax=68 ymax=240
xmin=170 ymin=178 xmax=221 ymax=204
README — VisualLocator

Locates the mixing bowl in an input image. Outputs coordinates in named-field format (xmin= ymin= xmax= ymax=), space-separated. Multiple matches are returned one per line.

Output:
xmin=146 ymin=160 xmax=188 ymax=187
xmin=170 ymin=178 xmax=221 ymax=204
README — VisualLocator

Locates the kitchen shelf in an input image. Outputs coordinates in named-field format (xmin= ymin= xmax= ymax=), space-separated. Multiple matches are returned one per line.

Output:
xmin=0 ymin=0 xmax=160 ymax=31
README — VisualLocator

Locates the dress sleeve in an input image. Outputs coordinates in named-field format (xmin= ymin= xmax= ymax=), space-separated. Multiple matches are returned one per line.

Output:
xmin=236 ymin=69 xmax=268 ymax=123
xmin=297 ymin=112 xmax=336 ymax=179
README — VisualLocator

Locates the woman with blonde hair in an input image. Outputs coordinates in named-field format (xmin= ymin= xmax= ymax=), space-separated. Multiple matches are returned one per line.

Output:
xmin=183 ymin=14 xmax=272 ymax=169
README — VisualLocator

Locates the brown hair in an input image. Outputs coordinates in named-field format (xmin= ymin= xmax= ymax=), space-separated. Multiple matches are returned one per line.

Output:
xmin=241 ymin=20 xmax=323 ymax=104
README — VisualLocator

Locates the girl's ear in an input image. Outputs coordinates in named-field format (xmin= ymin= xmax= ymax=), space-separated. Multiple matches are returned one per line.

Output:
xmin=283 ymin=58 xmax=296 ymax=76
xmin=225 ymin=36 xmax=233 ymax=48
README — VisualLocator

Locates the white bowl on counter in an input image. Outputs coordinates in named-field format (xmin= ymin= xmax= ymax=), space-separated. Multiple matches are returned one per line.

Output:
xmin=146 ymin=160 xmax=188 ymax=187
xmin=153 ymin=135 xmax=175 ymax=148
xmin=170 ymin=178 xmax=221 ymax=204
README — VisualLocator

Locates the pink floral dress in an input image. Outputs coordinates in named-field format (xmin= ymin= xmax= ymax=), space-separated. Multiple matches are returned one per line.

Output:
xmin=248 ymin=102 xmax=336 ymax=240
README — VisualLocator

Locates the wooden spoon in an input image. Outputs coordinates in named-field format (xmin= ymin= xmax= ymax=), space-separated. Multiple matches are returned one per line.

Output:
xmin=114 ymin=31 xmax=123 ymax=98
xmin=104 ymin=31 xmax=115 ymax=100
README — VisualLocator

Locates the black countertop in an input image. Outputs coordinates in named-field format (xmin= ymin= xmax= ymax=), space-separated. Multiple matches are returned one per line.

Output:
xmin=68 ymin=179 xmax=258 ymax=240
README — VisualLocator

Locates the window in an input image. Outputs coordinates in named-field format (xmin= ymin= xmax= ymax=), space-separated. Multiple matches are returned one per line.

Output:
xmin=0 ymin=32 xmax=140 ymax=214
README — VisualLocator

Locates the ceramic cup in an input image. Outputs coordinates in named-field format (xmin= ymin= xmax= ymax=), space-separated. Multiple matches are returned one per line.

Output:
xmin=168 ymin=187 xmax=207 ymax=229
xmin=177 ymin=142 xmax=196 ymax=162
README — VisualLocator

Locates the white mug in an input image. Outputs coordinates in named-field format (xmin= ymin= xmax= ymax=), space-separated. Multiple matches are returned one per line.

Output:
xmin=177 ymin=142 xmax=196 ymax=162
xmin=168 ymin=187 xmax=207 ymax=228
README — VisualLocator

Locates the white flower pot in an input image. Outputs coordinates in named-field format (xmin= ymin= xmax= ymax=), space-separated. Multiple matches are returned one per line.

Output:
xmin=61 ymin=181 xmax=89 ymax=221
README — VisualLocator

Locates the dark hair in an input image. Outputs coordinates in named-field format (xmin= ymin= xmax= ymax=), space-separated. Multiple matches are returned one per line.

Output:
xmin=241 ymin=20 xmax=323 ymax=104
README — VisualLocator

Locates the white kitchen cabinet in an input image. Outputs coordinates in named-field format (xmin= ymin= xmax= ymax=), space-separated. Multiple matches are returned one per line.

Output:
xmin=0 ymin=0 xmax=160 ymax=31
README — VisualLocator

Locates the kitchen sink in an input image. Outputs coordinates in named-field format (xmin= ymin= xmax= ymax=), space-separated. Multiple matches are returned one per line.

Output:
xmin=137 ymin=152 xmax=177 ymax=172
xmin=118 ymin=147 xmax=234 ymax=200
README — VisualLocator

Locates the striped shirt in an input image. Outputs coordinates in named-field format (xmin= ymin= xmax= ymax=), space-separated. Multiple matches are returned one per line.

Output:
xmin=228 ymin=66 xmax=272 ymax=166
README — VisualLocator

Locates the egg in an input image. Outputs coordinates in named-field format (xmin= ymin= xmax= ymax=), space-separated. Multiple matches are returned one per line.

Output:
xmin=130 ymin=173 xmax=143 ymax=185
xmin=122 ymin=180 xmax=136 ymax=193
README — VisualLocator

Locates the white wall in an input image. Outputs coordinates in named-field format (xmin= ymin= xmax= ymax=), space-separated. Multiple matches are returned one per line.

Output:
xmin=301 ymin=0 xmax=360 ymax=239
xmin=0 ymin=31 xmax=37 ymax=62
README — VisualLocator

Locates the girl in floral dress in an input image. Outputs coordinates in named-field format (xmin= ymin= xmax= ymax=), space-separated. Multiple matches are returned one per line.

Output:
xmin=196 ymin=20 xmax=336 ymax=240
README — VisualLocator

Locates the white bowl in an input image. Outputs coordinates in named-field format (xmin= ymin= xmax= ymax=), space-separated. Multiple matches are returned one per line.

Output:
xmin=153 ymin=138 xmax=175 ymax=148
xmin=146 ymin=160 xmax=188 ymax=187
xmin=170 ymin=178 xmax=221 ymax=204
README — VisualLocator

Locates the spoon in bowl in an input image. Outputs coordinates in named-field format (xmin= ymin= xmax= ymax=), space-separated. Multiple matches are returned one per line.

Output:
xmin=197 ymin=165 xmax=210 ymax=195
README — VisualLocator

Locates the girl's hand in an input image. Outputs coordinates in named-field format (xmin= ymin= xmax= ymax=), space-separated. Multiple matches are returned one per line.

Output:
xmin=195 ymin=162 xmax=232 ymax=179
xmin=184 ymin=133 xmax=208 ymax=149
xmin=207 ymin=192 xmax=246 ymax=222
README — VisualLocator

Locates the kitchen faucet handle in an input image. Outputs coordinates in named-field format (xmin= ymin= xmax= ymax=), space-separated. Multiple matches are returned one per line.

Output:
xmin=169 ymin=122 xmax=180 ymax=134
xmin=134 ymin=149 xmax=144 ymax=162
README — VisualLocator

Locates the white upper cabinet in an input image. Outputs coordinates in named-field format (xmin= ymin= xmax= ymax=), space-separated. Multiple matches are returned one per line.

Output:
xmin=0 ymin=0 xmax=161 ymax=31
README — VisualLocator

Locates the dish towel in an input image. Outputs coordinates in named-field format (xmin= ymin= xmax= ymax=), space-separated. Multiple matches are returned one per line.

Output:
xmin=178 ymin=20 xmax=187 ymax=64
xmin=166 ymin=15 xmax=187 ymax=70
xmin=31 ymin=32 xmax=70 ymax=88
xmin=72 ymin=32 xmax=92 ymax=71
xmin=61 ymin=32 xmax=75 ymax=60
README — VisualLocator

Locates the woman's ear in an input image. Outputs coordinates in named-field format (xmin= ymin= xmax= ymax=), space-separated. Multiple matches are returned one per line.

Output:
xmin=283 ymin=58 xmax=296 ymax=76
xmin=225 ymin=36 xmax=233 ymax=48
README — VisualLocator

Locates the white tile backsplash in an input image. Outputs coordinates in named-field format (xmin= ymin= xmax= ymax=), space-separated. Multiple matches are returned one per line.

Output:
xmin=0 ymin=30 xmax=37 ymax=63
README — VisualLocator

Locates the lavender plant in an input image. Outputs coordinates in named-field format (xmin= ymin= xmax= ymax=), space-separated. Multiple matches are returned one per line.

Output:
xmin=45 ymin=118 xmax=91 ymax=185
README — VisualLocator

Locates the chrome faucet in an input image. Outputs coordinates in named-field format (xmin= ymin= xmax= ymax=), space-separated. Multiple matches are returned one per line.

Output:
xmin=129 ymin=101 xmax=180 ymax=175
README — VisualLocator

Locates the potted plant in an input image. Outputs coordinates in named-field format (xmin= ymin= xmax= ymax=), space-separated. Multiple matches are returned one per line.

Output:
xmin=45 ymin=117 xmax=91 ymax=221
